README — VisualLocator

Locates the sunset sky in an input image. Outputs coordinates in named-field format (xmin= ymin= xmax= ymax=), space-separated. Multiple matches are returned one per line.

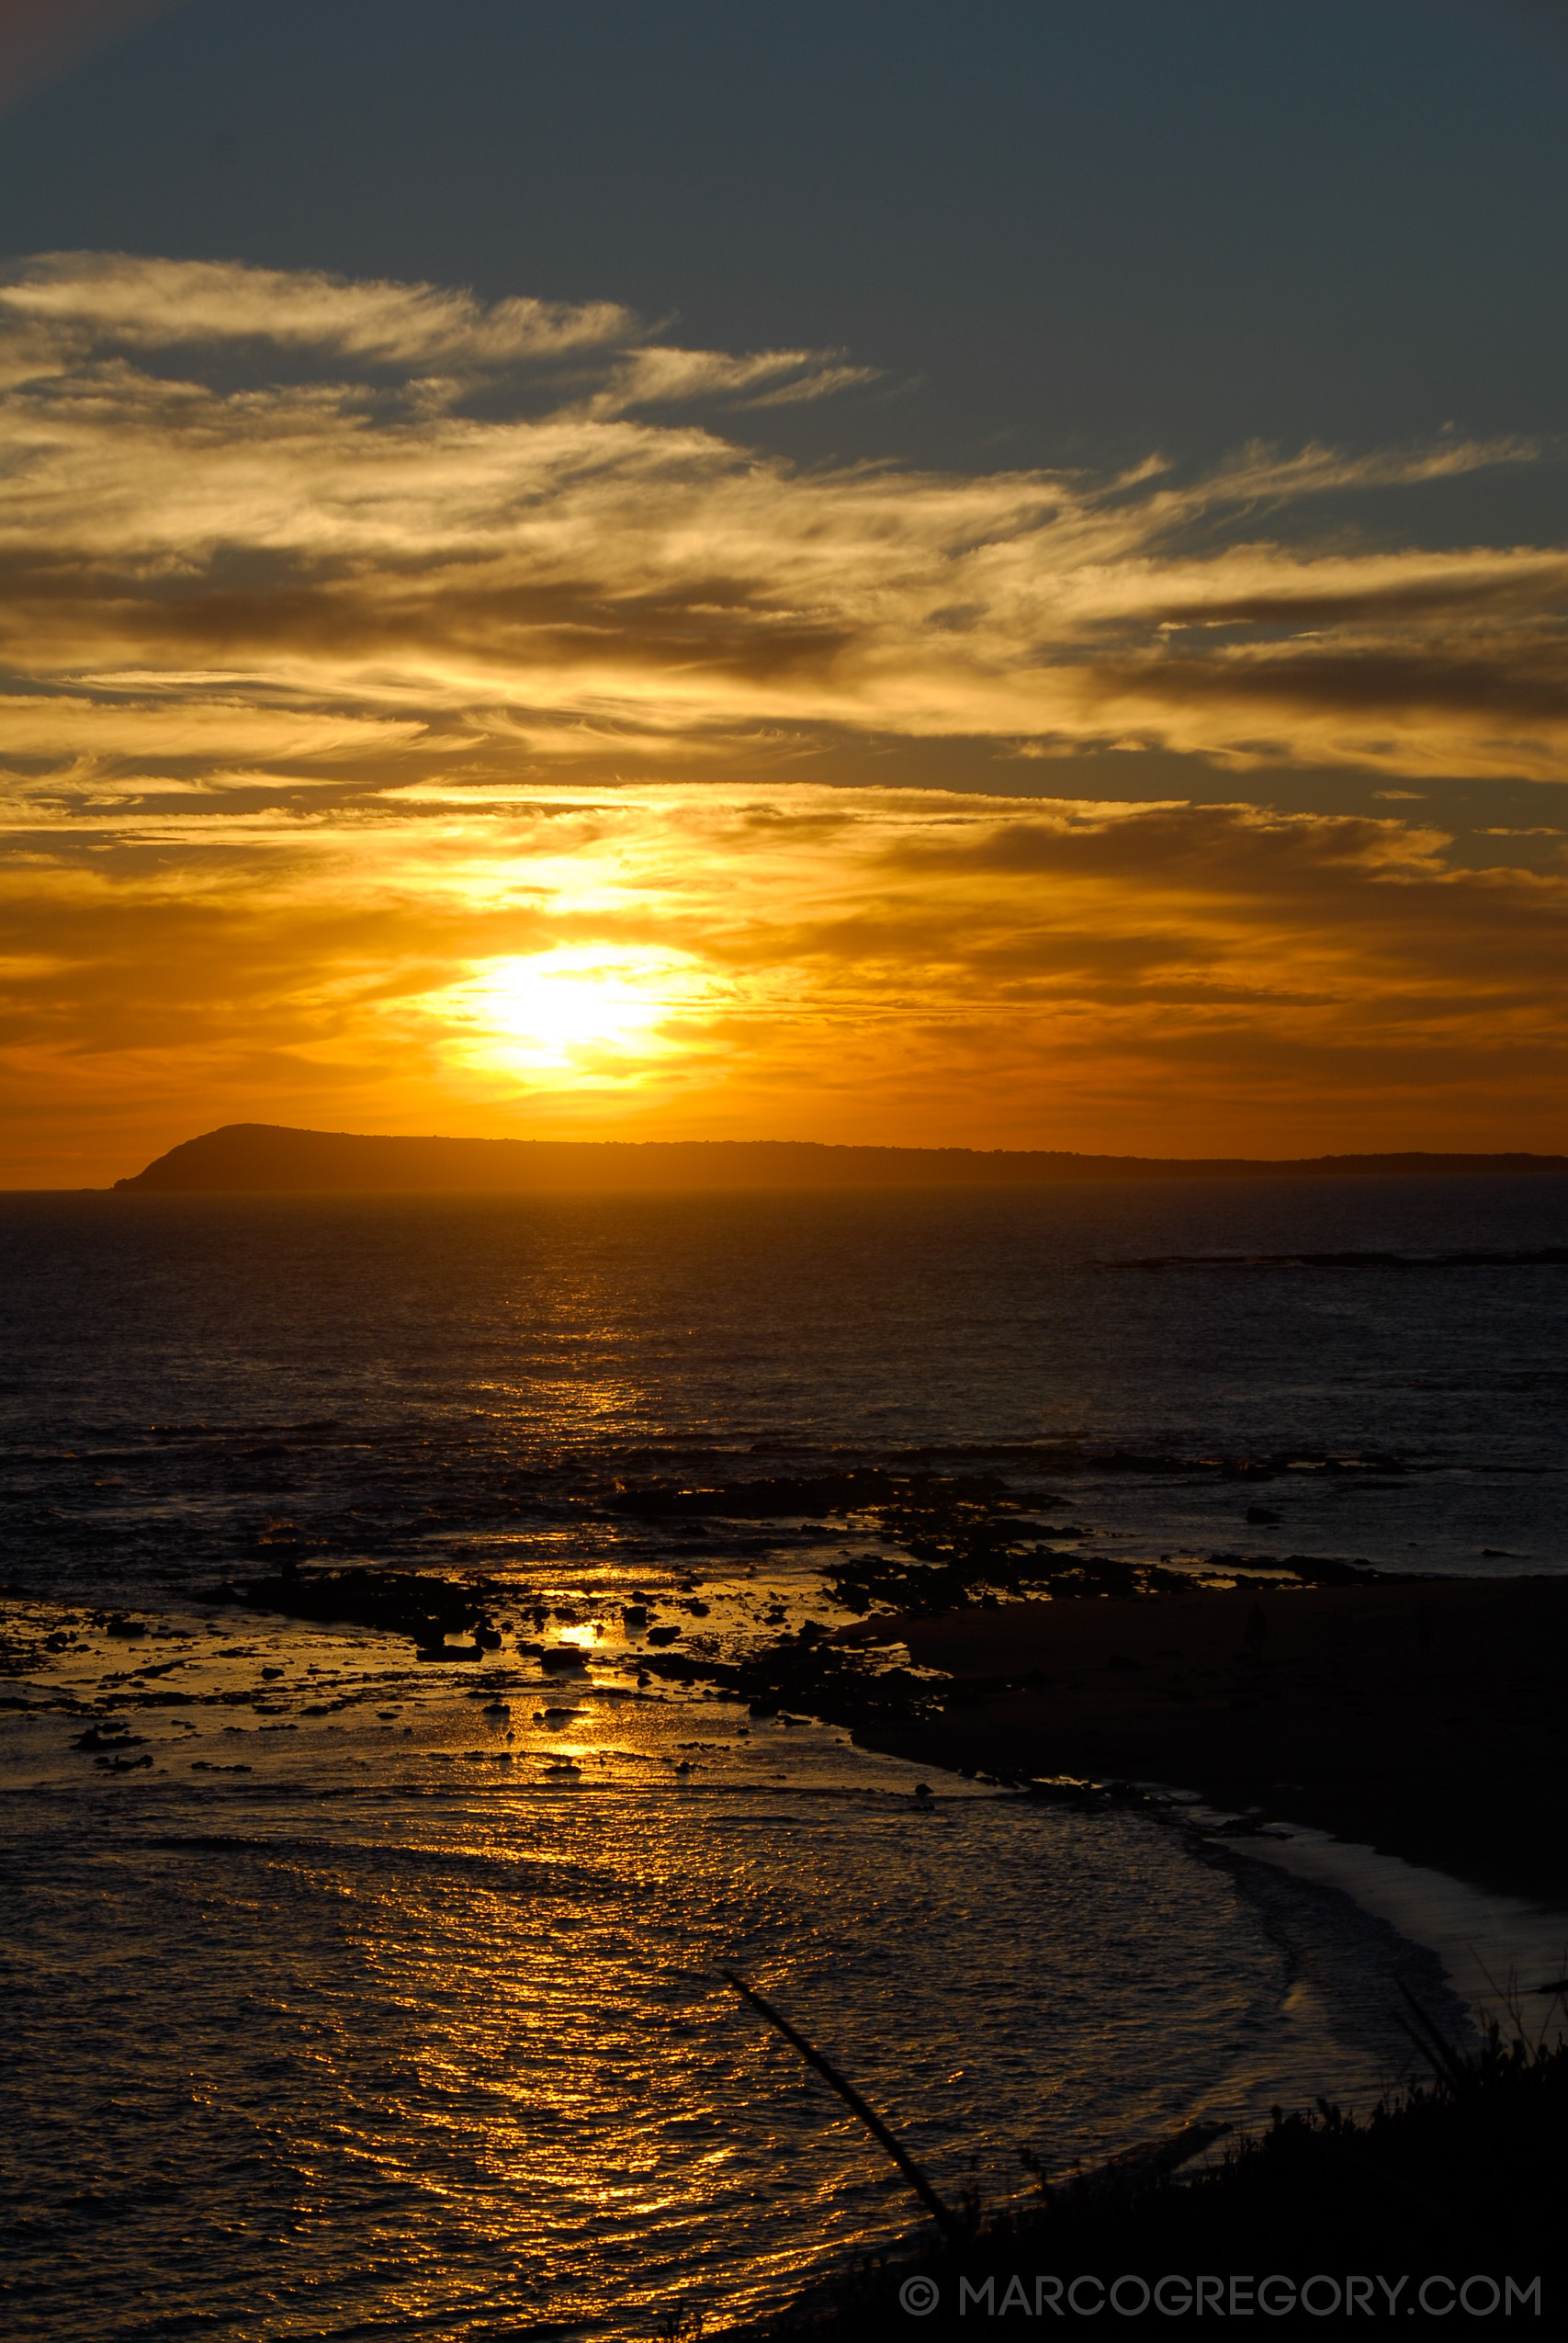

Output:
xmin=4 ymin=1 xmax=1567 ymax=1183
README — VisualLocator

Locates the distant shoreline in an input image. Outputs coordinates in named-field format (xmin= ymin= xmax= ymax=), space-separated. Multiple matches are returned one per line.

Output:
xmin=103 ymin=1123 xmax=1568 ymax=1194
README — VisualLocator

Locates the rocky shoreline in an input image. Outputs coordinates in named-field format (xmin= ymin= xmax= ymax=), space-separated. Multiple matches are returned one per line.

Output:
xmin=176 ymin=1553 xmax=1568 ymax=1910
xmin=15 ymin=1443 xmax=1565 ymax=1913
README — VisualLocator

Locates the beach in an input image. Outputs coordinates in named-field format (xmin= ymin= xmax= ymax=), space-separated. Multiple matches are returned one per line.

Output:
xmin=4 ymin=1183 xmax=1564 ymax=2333
xmin=848 ymin=1577 xmax=1568 ymax=1907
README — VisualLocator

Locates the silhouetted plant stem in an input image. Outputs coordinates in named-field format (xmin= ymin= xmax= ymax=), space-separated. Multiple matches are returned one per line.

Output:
xmin=720 ymin=1970 xmax=962 ymax=2241
xmin=1395 ymin=1976 xmax=1472 ymax=2092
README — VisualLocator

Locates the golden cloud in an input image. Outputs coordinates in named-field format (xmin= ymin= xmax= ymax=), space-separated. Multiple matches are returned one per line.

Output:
xmin=1 ymin=255 xmax=1563 ymax=784
xmin=3 ymin=780 xmax=1564 ymax=1181
xmin=2 ymin=256 xmax=1565 ymax=1181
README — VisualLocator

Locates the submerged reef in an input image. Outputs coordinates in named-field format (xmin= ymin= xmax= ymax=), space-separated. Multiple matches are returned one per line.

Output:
xmin=611 ymin=1460 xmax=1390 ymax=1613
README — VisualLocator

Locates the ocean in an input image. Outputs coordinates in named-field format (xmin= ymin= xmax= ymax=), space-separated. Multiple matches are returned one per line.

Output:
xmin=2 ymin=1176 xmax=1563 ymax=2337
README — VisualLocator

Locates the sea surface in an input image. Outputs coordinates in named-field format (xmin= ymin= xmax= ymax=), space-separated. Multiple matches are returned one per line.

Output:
xmin=2 ymin=1176 xmax=1563 ymax=2338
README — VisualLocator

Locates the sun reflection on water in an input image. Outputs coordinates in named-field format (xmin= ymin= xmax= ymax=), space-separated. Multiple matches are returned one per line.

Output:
xmin=4 ymin=1613 xmax=1468 ymax=2342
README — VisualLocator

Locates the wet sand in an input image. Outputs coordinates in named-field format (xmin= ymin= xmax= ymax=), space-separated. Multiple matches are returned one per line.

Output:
xmin=844 ymin=1578 xmax=1568 ymax=1906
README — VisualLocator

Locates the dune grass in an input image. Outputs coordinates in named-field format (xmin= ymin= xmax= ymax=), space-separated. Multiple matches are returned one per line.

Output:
xmin=756 ymin=2011 xmax=1567 ymax=2335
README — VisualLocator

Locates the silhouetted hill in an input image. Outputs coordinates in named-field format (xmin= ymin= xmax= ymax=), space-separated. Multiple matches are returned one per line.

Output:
xmin=111 ymin=1124 xmax=1568 ymax=1193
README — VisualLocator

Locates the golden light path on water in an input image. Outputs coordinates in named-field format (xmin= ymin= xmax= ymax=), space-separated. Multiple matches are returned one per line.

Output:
xmin=4 ymin=1600 xmax=1467 ymax=2339
xmin=6 ymin=1177 xmax=1562 ymax=2333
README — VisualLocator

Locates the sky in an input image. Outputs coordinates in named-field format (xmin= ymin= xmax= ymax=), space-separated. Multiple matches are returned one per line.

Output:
xmin=3 ymin=0 xmax=1567 ymax=1183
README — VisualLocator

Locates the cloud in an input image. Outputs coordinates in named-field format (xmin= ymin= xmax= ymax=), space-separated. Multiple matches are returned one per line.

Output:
xmin=584 ymin=345 xmax=882 ymax=417
xmin=0 ymin=255 xmax=1562 ymax=787
xmin=0 ymin=693 xmax=423 ymax=763
xmin=5 ymin=781 xmax=1565 ymax=1182
xmin=0 ymin=251 xmax=636 ymax=374
xmin=3 ymin=255 xmax=1567 ymax=1178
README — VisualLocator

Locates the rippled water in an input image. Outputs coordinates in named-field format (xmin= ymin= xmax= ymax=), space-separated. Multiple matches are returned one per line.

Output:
xmin=2 ymin=1656 xmax=1462 ymax=2341
xmin=1 ymin=1178 xmax=1562 ymax=2336
xmin=2 ymin=1178 xmax=1564 ymax=1597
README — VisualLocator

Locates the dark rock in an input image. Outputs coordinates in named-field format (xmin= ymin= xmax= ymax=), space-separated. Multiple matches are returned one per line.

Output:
xmin=209 ymin=1561 xmax=503 ymax=1643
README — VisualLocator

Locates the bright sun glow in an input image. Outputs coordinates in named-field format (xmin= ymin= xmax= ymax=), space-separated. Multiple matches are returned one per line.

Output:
xmin=426 ymin=947 xmax=708 ymax=1081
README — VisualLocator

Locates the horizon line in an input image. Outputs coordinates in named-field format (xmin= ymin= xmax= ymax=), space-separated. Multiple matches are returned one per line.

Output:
xmin=70 ymin=1122 xmax=1568 ymax=1195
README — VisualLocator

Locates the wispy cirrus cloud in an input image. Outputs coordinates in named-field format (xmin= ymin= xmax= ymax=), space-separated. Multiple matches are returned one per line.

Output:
xmin=0 ymin=250 xmax=875 ymax=415
xmin=0 ymin=255 xmax=1562 ymax=787
xmin=0 ymin=251 xmax=636 ymax=372
xmin=2 ymin=255 xmax=1566 ymax=1180
xmin=581 ymin=344 xmax=883 ymax=418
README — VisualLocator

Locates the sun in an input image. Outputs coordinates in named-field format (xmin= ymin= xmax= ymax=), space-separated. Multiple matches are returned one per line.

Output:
xmin=477 ymin=952 xmax=671 ymax=1058
xmin=424 ymin=946 xmax=705 ymax=1082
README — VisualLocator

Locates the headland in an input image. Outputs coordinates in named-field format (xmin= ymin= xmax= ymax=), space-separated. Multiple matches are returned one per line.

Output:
xmin=113 ymin=1123 xmax=1568 ymax=1193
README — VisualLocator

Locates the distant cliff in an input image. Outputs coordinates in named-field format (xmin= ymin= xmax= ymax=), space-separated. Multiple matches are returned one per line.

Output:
xmin=112 ymin=1124 xmax=1568 ymax=1193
